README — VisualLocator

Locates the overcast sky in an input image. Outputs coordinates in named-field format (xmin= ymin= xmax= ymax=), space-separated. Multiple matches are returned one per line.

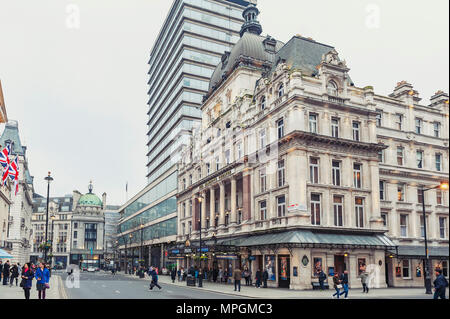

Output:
xmin=0 ymin=0 xmax=448 ymax=206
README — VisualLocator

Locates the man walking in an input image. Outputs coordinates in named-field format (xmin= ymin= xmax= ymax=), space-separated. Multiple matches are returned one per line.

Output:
xmin=318 ymin=270 xmax=327 ymax=290
xmin=0 ymin=260 xmax=3 ymax=282
xmin=262 ymin=268 xmax=268 ymax=288
xmin=433 ymin=269 xmax=449 ymax=299
xmin=149 ymin=267 xmax=162 ymax=290
xmin=339 ymin=270 xmax=349 ymax=299
xmin=233 ymin=267 xmax=242 ymax=292
xmin=2 ymin=260 xmax=10 ymax=285
xmin=10 ymin=263 xmax=19 ymax=287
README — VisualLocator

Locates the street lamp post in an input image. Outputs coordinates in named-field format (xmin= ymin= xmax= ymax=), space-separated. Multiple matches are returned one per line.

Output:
xmin=140 ymin=223 xmax=144 ymax=267
xmin=44 ymin=172 xmax=53 ymax=264
xmin=50 ymin=214 xmax=55 ymax=267
xmin=421 ymin=181 xmax=449 ymax=295
xmin=196 ymin=195 xmax=204 ymax=288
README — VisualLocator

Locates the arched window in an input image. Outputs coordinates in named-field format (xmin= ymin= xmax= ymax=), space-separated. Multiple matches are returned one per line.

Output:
xmin=327 ymin=81 xmax=338 ymax=96
xmin=261 ymin=96 xmax=266 ymax=110
xmin=278 ymin=83 xmax=284 ymax=98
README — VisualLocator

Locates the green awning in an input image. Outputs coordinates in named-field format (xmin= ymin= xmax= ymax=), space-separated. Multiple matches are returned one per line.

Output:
xmin=217 ymin=230 xmax=396 ymax=249
xmin=388 ymin=246 xmax=449 ymax=258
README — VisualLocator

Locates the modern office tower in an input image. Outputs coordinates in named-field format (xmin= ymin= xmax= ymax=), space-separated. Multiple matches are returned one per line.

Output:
xmin=117 ymin=0 xmax=253 ymax=271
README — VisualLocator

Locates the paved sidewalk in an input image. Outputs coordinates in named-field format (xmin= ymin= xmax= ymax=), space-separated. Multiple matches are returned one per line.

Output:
xmin=0 ymin=274 xmax=64 ymax=299
xmin=119 ymin=271 xmax=448 ymax=299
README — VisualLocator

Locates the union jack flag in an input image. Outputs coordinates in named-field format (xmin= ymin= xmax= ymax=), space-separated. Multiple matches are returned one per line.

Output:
xmin=0 ymin=144 xmax=11 ymax=169
xmin=2 ymin=156 xmax=19 ymax=195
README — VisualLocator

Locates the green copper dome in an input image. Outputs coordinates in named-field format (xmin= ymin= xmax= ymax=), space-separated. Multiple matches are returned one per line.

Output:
xmin=78 ymin=193 xmax=102 ymax=207
xmin=78 ymin=181 xmax=102 ymax=207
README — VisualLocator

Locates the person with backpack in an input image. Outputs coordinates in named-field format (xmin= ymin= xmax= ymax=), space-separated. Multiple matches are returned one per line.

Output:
xmin=332 ymin=273 xmax=342 ymax=299
xmin=149 ymin=266 xmax=162 ymax=290
xmin=433 ymin=269 xmax=449 ymax=299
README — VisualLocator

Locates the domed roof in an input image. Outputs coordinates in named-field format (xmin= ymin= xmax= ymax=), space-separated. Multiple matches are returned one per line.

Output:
xmin=208 ymin=32 xmax=284 ymax=93
xmin=78 ymin=193 xmax=102 ymax=207
xmin=78 ymin=182 xmax=102 ymax=207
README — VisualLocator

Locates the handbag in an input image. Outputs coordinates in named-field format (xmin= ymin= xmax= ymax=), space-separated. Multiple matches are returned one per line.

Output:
xmin=337 ymin=284 xmax=343 ymax=289
xmin=45 ymin=283 xmax=50 ymax=289
xmin=19 ymin=279 xmax=24 ymax=288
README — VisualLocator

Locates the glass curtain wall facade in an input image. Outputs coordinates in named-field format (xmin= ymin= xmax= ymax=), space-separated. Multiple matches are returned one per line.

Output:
xmin=117 ymin=0 xmax=251 ymax=271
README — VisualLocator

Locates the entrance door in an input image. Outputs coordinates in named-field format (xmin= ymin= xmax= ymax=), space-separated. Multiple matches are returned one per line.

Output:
xmin=334 ymin=255 xmax=345 ymax=275
xmin=278 ymin=256 xmax=290 ymax=288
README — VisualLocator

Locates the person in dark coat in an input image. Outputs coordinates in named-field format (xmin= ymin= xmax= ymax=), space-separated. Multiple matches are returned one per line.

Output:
xmin=339 ymin=270 xmax=349 ymax=298
xmin=262 ymin=268 xmax=269 ymax=288
xmin=433 ymin=269 xmax=449 ymax=299
xmin=2 ymin=260 xmax=10 ymax=285
xmin=21 ymin=263 xmax=34 ymax=300
xmin=318 ymin=270 xmax=327 ymax=290
xmin=171 ymin=268 xmax=176 ymax=283
xmin=255 ymin=269 xmax=262 ymax=288
xmin=0 ymin=260 xmax=3 ymax=282
xmin=332 ymin=273 xmax=341 ymax=299
xmin=149 ymin=267 xmax=162 ymax=290
xmin=9 ymin=264 xmax=19 ymax=287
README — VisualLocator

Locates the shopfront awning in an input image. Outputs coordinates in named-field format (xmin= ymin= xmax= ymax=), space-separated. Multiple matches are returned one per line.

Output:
xmin=388 ymin=246 xmax=449 ymax=259
xmin=0 ymin=248 xmax=13 ymax=259
xmin=217 ymin=230 xmax=396 ymax=250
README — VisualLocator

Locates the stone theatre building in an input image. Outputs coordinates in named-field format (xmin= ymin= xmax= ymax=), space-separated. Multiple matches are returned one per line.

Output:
xmin=174 ymin=4 xmax=449 ymax=290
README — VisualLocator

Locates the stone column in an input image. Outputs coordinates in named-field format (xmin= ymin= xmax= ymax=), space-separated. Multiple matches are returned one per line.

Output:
xmin=192 ymin=195 xmax=198 ymax=231
xmin=210 ymin=188 xmax=216 ymax=229
xmin=231 ymin=177 xmax=237 ymax=224
xmin=243 ymin=174 xmax=252 ymax=221
xmin=201 ymin=191 xmax=207 ymax=231
xmin=219 ymin=182 xmax=226 ymax=227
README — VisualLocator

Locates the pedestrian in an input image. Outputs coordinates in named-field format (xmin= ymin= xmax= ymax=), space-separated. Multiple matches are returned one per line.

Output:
xmin=213 ymin=268 xmax=218 ymax=283
xmin=0 ymin=260 xmax=3 ymax=282
xmin=318 ymin=270 xmax=327 ymax=290
xmin=21 ymin=263 xmax=34 ymax=300
xmin=149 ymin=267 xmax=162 ymax=290
xmin=255 ymin=269 xmax=261 ymax=288
xmin=262 ymin=268 xmax=268 ymax=288
xmin=433 ymin=269 xmax=449 ymax=299
xmin=332 ymin=273 xmax=341 ymax=299
xmin=171 ymin=268 xmax=176 ymax=283
xmin=2 ymin=260 xmax=10 ymax=285
xmin=9 ymin=263 xmax=19 ymax=287
xmin=243 ymin=267 xmax=249 ymax=286
xmin=17 ymin=263 xmax=22 ymax=278
xmin=177 ymin=268 xmax=181 ymax=282
xmin=233 ymin=267 xmax=242 ymax=292
xmin=359 ymin=268 xmax=369 ymax=294
xmin=248 ymin=268 xmax=253 ymax=286
xmin=339 ymin=270 xmax=349 ymax=299
xmin=224 ymin=268 xmax=229 ymax=285
xmin=35 ymin=262 xmax=50 ymax=299
xmin=218 ymin=267 xmax=223 ymax=283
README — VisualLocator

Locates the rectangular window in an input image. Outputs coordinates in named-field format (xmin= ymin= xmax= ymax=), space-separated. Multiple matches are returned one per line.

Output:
xmin=277 ymin=196 xmax=286 ymax=218
xmin=189 ymin=200 xmax=192 ymax=217
xmin=277 ymin=119 xmax=284 ymax=139
xmin=442 ymin=261 xmax=448 ymax=277
xmin=236 ymin=142 xmax=242 ymax=160
xmin=206 ymin=163 xmax=210 ymax=175
xmin=434 ymin=122 xmax=441 ymax=138
xmin=74 ymin=231 xmax=77 ymax=239
xmin=74 ymin=223 xmax=78 ymax=229
xmin=400 ymin=214 xmax=408 ymax=237
xmin=420 ymin=215 xmax=429 ymax=238
xmin=260 ymin=167 xmax=267 ymax=193
xmin=310 ymin=194 xmax=321 ymax=226
xmin=331 ymin=118 xmax=339 ymax=138
xmin=402 ymin=260 xmax=411 ymax=279
xmin=440 ymin=217 xmax=447 ymax=239
xmin=225 ymin=149 xmax=230 ymax=165
xmin=415 ymin=118 xmax=422 ymax=134
xmin=333 ymin=195 xmax=344 ymax=227
xmin=398 ymin=184 xmax=405 ymax=202
xmin=378 ymin=150 xmax=384 ymax=163
xmin=309 ymin=114 xmax=318 ymax=134
xmin=397 ymin=147 xmax=404 ymax=166
xmin=435 ymin=153 xmax=442 ymax=171
xmin=355 ymin=197 xmax=364 ymax=228
xmin=396 ymin=114 xmax=403 ymax=130
xmin=416 ymin=151 xmax=424 ymax=169
xmin=277 ymin=160 xmax=285 ymax=187
xmin=381 ymin=213 xmax=388 ymax=227
xmin=260 ymin=129 xmax=266 ymax=148
xmin=436 ymin=190 xmax=443 ymax=205
xmin=260 ymin=201 xmax=267 ymax=220
xmin=353 ymin=122 xmax=361 ymax=141
xmin=332 ymin=161 xmax=341 ymax=186
xmin=380 ymin=181 xmax=385 ymax=200
xmin=188 ymin=221 xmax=192 ymax=235
xmin=182 ymin=203 xmax=186 ymax=218
xmin=376 ymin=109 xmax=382 ymax=127
xmin=418 ymin=187 xmax=424 ymax=204
xmin=353 ymin=163 xmax=362 ymax=189
xmin=310 ymin=158 xmax=319 ymax=184
xmin=216 ymin=156 xmax=220 ymax=171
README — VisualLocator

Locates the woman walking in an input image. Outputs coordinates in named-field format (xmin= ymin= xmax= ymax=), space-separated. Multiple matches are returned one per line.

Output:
xmin=35 ymin=262 xmax=50 ymax=299
xmin=21 ymin=263 xmax=34 ymax=300
xmin=359 ymin=268 xmax=369 ymax=293
xmin=332 ymin=273 xmax=342 ymax=299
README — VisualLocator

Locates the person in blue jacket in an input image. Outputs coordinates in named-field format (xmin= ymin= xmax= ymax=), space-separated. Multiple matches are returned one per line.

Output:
xmin=433 ymin=269 xmax=449 ymax=299
xmin=35 ymin=262 xmax=50 ymax=299
xmin=149 ymin=266 xmax=162 ymax=290
xmin=21 ymin=263 xmax=34 ymax=300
